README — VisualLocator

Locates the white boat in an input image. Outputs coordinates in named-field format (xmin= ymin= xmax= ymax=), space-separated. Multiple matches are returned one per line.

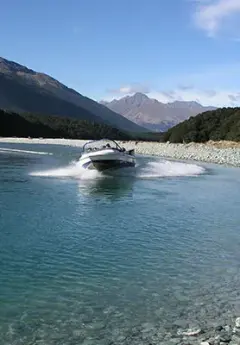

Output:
xmin=79 ymin=139 xmax=136 ymax=171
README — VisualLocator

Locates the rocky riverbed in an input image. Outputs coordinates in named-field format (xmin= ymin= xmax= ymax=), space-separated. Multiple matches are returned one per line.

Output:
xmin=164 ymin=317 xmax=240 ymax=345
xmin=0 ymin=138 xmax=239 ymax=167
xmin=110 ymin=317 xmax=240 ymax=345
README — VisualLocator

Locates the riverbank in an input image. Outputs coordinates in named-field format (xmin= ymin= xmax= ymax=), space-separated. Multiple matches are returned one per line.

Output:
xmin=0 ymin=138 xmax=240 ymax=167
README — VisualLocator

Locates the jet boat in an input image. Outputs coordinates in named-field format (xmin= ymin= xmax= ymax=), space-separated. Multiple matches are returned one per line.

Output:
xmin=79 ymin=139 xmax=136 ymax=171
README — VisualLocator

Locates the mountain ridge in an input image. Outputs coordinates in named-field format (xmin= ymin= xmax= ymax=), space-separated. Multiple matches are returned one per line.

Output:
xmin=101 ymin=92 xmax=216 ymax=131
xmin=0 ymin=57 xmax=147 ymax=133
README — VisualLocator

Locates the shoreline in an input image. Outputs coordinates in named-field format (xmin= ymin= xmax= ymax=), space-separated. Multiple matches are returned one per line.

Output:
xmin=0 ymin=137 xmax=240 ymax=167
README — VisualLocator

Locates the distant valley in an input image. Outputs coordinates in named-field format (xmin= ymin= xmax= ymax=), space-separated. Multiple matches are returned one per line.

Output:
xmin=101 ymin=93 xmax=216 ymax=131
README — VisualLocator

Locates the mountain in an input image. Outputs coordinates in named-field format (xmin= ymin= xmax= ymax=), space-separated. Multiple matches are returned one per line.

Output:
xmin=0 ymin=57 xmax=146 ymax=133
xmin=163 ymin=107 xmax=240 ymax=143
xmin=101 ymin=92 xmax=216 ymax=131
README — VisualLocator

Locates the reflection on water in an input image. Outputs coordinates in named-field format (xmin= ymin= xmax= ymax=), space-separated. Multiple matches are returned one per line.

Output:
xmin=78 ymin=175 xmax=135 ymax=200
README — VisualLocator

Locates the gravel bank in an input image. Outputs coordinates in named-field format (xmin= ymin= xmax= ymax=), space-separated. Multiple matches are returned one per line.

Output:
xmin=122 ymin=141 xmax=240 ymax=167
xmin=123 ymin=317 xmax=240 ymax=345
xmin=0 ymin=138 xmax=240 ymax=167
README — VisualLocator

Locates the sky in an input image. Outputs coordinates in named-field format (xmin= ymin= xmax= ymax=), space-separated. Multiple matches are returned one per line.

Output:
xmin=1 ymin=0 xmax=240 ymax=107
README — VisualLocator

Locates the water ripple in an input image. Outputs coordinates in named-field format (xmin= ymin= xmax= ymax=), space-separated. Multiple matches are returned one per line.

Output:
xmin=0 ymin=145 xmax=240 ymax=344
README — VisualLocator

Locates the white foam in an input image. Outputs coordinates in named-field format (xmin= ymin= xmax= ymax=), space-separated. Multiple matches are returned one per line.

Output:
xmin=30 ymin=160 xmax=102 ymax=180
xmin=30 ymin=158 xmax=205 ymax=181
xmin=137 ymin=159 xmax=205 ymax=179
xmin=0 ymin=147 xmax=52 ymax=155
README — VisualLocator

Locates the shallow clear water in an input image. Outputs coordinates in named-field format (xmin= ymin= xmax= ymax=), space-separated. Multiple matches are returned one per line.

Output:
xmin=0 ymin=143 xmax=240 ymax=345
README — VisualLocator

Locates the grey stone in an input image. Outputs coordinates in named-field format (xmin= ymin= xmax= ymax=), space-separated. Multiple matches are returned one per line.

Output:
xmin=200 ymin=334 xmax=212 ymax=342
xmin=231 ymin=335 xmax=240 ymax=344
xmin=177 ymin=328 xmax=202 ymax=337
xmin=233 ymin=328 xmax=240 ymax=336
xmin=214 ymin=335 xmax=222 ymax=344
xmin=225 ymin=326 xmax=232 ymax=333
xmin=219 ymin=332 xmax=232 ymax=343
xmin=207 ymin=337 xmax=219 ymax=345
xmin=165 ymin=332 xmax=174 ymax=340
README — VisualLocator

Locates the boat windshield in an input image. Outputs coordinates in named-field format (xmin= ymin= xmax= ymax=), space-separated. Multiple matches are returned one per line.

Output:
xmin=82 ymin=139 xmax=122 ymax=152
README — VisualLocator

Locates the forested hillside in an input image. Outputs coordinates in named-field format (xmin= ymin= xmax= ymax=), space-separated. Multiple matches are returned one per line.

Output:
xmin=163 ymin=107 xmax=240 ymax=143
xmin=0 ymin=110 xmax=132 ymax=140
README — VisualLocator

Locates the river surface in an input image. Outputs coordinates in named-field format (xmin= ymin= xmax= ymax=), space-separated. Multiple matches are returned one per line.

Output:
xmin=0 ymin=143 xmax=240 ymax=345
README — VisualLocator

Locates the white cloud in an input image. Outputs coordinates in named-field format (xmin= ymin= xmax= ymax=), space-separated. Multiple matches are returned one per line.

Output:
xmin=103 ymin=62 xmax=240 ymax=107
xmin=148 ymin=88 xmax=240 ymax=107
xmin=107 ymin=83 xmax=150 ymax=95
xmin=102 ymin=87 xmax=240 ymax=107
xmin=103 ymin=82 xmax=240 ymax=107
xmin=193 ymin=0 xmax=240 ymax=37
xmin=228 ymin=93 xmax=240 ymax=101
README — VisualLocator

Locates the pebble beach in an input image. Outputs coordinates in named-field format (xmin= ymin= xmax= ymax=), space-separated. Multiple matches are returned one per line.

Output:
xmin=0 ymin=137 xmax=240 ymax=167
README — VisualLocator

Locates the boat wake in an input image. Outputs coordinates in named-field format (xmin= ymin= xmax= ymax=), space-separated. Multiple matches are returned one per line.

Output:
xmin=30 ymin=161 xmax=103 ymax=180
xmin=0 ymin=147 xmax=53 ymax=155
xmin=30 ymin=158 xmax=205 ymax=180
xmin=137 ymin=160 xmax=205 ymax=178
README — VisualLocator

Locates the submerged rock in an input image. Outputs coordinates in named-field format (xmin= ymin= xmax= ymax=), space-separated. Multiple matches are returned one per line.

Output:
xmin=219 ymin=332 xmax=232 ymax=343
xmin=233 ymin=327 xmax=240 ymax=336
xmin=235 ymin=318 xmax=240 ymax=328
xmin=225 ymin=326 xmax=232 ymax=333
xmin=177 ymin=327 xmax=202 ymax=336
xmin=230 ymin=335 xmax=240 ymax=345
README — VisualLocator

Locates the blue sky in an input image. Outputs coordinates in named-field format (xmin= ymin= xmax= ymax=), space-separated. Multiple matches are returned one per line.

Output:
xmin=1 ymin=0 xmax=240 ymax=106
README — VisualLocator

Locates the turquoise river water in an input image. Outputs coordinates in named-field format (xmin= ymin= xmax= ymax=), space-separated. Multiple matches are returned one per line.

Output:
xmin=0 ymin=143 xmax=240 ymax=345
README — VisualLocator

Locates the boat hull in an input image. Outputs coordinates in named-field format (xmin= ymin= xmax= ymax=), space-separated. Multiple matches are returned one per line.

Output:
xmin=83 ymin=159 xmax=135 ymax=171
xmin=79 ymin=149 xmax=136 ymax=171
